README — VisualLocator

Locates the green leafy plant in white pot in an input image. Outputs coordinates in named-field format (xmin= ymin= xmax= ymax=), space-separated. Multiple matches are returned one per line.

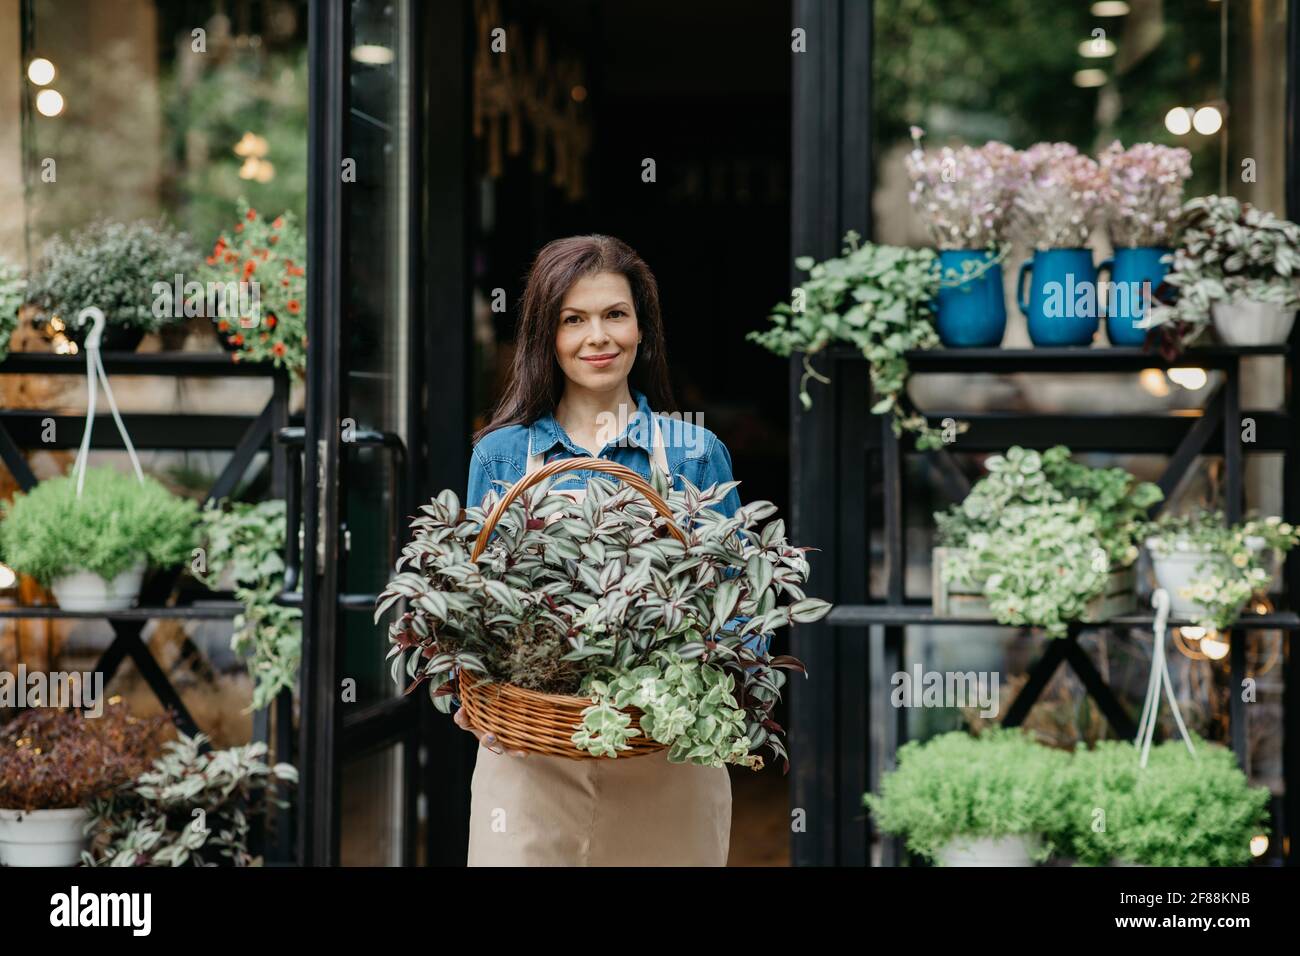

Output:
xmin=1063 ymin=738 xmax=1270 ymax=867
xmin=1142 ymin=511 xmax=1298 ymax=630
xmin=863 ymin=728 xmax=1074 ymax=866
xmin=0 ymin=466 xmax=198 ymax=610
xmin=1146 ymin=195 xmax=1300 ymax=347
xmin=933 ymin=446 xmax=1162 ymax=635
xmin=0 ymin=703 xmax=169 ymax=866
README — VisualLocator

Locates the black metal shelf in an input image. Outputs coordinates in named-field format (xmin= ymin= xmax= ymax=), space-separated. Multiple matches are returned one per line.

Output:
xmin=827 ymin=603 xmax=1300 ymax=630
xmin=0 ymin=602 xmax=242 ymax=620
xmin=0 ymin=351 xmax=283 ymax=377
xmin=825 ymin=343 xmax=1287 ymax=372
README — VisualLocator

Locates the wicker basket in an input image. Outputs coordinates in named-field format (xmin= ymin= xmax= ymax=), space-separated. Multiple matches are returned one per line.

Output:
xmin=458 ymin=456 xmax=688 ymax=759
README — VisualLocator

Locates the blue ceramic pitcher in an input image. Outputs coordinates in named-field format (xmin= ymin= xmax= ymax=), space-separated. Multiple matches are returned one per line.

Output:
xmin=1101 ymin=246 xmax=1170 ymax=346
xmin=1016 ymin=248 xmax=1106 ymax=347
xmin=936 ymin=249 xmax=1006 ymax=347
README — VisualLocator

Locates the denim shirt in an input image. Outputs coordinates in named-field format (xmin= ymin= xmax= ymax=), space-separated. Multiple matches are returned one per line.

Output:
xmin=467 ymin=389 xmax=768 ymax=655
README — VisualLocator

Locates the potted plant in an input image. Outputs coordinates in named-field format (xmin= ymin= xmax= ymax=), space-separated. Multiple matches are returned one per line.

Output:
xmin=0 ymin=466 xmax=199 ymax=610
xmin=750 ymin=230 xmax=961 ymax=450
xmin=905 ymin=130 xmax=1027 ymax=347
xmin=863 ymin=728 xmax=1073 ymax=866
xmin=933 ymin=446 xmax=1161 ymax=635
xmin=0 ymin=255 xmax=26 ymax=363
xmin=1097 ymin=141 xmax=1192 ymax=346
xmin=1147 ymin=195 xmax=1300 ymax=348
xmin=1142 ymin=511 xmax=1298 ymax=630
xmin=26 ymin=219 xmax=198 ymax=351
xmin=200 ymin=200 xmax=307 ymax=376
xmin=0 ymin=702 xmax=169 ymax=866
xmin=82 ymin=731 xmax=297 ymax=866
xmin=1012 ymin=143 xmax=1109 ymax=346
xmin=196 ymin=499 xmax=301 ymax=711
xmin=377 ymin=471 xmax=830 ymax=770
xmin=1063 ymin=739 xmax=1270 ymax=867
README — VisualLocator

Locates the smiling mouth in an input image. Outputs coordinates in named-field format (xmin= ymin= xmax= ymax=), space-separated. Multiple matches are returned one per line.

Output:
xmin=580 ymin=353 xmax=620 ymax=363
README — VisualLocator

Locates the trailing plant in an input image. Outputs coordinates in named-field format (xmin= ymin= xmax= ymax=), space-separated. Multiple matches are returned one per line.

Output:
xmin=82 ymin=731 xmax=297 ymax=867
xmin=200 ymin=199 xmax=307 ymax=375
xmin=935 ymin=446 xmax=1162 ymax=635
xmin=1098 ymin=141 xmax=1192 ymax=248
xmin=1063 ymin=738 xmax=1270 ymax=867
xmin=0 ymin=255 xmax=26 ymax=362
xmin=1146 ymin=195 xmax=1300 ymax=345
xmin=0 ymin=466 xmax=199 ymax=586
xmin=197 ymin=500 xmax=301 ymax=711
xmin=26 ymin=219 xmax=197 ymax=334
xmin=750 ymin=230 xmax=960 ymax=450
xmin=376 ymin=477 xmax=830 ymax=771
xmin=1142 ymin=510 xmax=1298 ymax=630
xmin=863 ymin=728 xmax=1074 ymax=864
xmin=0 ymin=702 xmax=171 ymax=811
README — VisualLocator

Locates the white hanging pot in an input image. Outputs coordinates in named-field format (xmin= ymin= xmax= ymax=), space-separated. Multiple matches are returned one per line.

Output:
xmin=50 ymin=560 xmax=146 ymax=611
xmin=1211 ymin=298 xmax=1296 ymax=346
xmin=1146 ymin=537 xmax=1266 ymax=621
xmin=0 ymin=807 xmax=90 ymax=866
xmin=934 ymin=834 xmax=1039 ymax=867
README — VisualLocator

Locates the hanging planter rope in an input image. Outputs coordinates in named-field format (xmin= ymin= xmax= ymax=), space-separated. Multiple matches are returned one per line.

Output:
xmin=1135 ymin=588 xmax=1197 ymax=768
xmin=70 ymin=307 xmax=145 ymax=495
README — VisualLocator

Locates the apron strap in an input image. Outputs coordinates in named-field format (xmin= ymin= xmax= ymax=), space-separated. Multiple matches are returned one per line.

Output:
xmin=526 ymin=410 xmax=671 ymax=479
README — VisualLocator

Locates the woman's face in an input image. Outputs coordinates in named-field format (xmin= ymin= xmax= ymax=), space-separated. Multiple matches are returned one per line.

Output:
xmin=555 ymin=271 xmax=640 ymax=393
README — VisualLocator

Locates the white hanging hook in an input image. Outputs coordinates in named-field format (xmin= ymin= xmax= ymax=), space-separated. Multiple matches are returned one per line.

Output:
xmin=71 ymin=306 xmax=145 ymax=498
xmin=78 ymin=306 xmax=106 ymax=351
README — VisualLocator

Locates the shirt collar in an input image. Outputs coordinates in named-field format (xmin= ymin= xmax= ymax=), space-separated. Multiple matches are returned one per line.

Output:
xmin=528 ymin=389 xmax=656 ymax=457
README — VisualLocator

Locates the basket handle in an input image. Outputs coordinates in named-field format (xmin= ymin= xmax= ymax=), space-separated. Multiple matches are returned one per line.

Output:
xmin=470 ymin=456 xmax=687 ymax=560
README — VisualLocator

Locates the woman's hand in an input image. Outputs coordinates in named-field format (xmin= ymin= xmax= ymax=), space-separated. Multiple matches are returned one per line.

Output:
xmin=454 ymin=705 xmax=527 ymax=757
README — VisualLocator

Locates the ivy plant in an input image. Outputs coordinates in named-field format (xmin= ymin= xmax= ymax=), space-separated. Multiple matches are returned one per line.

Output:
xmin=935 ymin=446 xmax=1162 ymax=635
xmin=376 ymin=475 xmax=830 ymax=771
xmin=749 ymin=231 xmax=960 ymax=450
xmin=197 ymin=500 xmax=301 ymax=711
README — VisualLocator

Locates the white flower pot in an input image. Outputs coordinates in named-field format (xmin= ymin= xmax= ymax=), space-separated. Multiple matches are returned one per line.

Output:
xmin=1211 ymin=299 xmax=1296 ymax=346
xmin=49 ymin=561 xmax=145 ymax=611
xmin=934 ymin=834 xmax=1039 ymax=867
xmin=0 ymin=807 xmax=90 ymax=866
xmin=1147 ymin=536 xmax=1267 ymax=621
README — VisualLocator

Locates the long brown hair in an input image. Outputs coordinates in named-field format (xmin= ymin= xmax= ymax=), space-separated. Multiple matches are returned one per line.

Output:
xmin=475 ymin=235 xmax=676 ymax=442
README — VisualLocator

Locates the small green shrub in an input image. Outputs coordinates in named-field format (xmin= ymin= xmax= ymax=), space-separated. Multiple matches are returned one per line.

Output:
xmin=863 ymin=729 xmax=1073 ymax=863
xmin=1064 ymin=739 xmax=1270 ymax=867
xmin=0 ymin=466 xmax=198 ymax=585
xmin=0 ymin=255 xmax=25 ymax=362
xmin=27 ymin=219 xmax=198 ymax=333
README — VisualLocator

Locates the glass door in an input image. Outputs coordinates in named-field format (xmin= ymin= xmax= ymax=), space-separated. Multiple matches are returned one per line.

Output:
xmin=298 ymin=0 xmax=419 ymax=867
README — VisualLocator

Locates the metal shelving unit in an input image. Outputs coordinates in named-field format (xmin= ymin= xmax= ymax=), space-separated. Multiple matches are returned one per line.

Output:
xmin=0 ymin=350 xmax=295 ymax=859
xmin=790 ymin=343 xmax=1300 ymax=867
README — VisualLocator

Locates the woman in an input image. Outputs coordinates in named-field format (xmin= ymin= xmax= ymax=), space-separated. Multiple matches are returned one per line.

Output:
xmin=459 ymin=234 xmax=745 ymax=866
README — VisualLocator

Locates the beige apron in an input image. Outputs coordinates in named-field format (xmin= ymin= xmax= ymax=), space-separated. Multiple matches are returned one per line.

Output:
xmin=466 ymin=416 xmax=733 ymax=866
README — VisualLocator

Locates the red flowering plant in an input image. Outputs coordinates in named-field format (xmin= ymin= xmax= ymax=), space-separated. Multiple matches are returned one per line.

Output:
xmin=201 ymin=199 xmax=307 ymax=375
